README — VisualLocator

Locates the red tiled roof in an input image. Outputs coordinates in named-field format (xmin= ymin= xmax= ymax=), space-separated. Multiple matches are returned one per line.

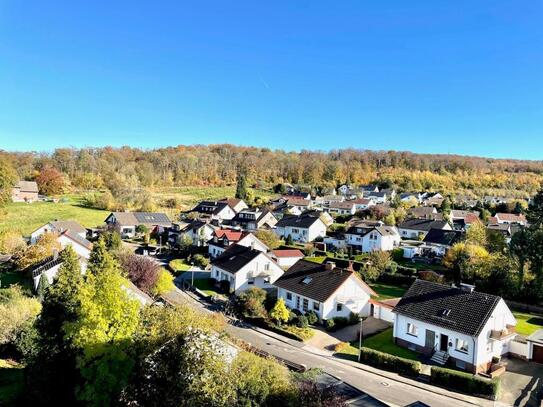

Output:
xmin=272 ymin=249 xmax=304 ymax=258
xmin=214 ymin=229 xmax=243 ymax=241
xmin=369 ymin=298 xmax=400 ymax=309
xmin=496 ymin=213 xmax=526 ymax=222
xmin=464 ymin=213 xmax=480 ymax=224
xmin=286 ymin=198 xmax=310 ymax=206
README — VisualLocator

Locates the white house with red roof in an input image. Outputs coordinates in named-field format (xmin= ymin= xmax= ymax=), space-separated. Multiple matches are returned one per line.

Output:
xmin=270 ymin=249 xmax=304 ymax=268
xmin=493 ymin=213 xmax=527 ymax=226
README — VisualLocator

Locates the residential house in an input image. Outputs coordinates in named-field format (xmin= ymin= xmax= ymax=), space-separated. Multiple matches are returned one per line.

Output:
xmin=492 ymin=213 xmax=527 ymax=226
xmin=178 ymin=219 xmax=218 ymax=247
xmin=270 ymin=249 xmax=305 ymax=268
xmin=105 ymin=212 xmax=172 ymax=238
xmin=210 ymin=244 xmax=283 ymax=294
xmin=208 ymin=229 xmax=244 ymax=258
xmin=359 ymin=185 xmax=379 ymax=196
xmin=351 ymin=198 xmax=375 ymax=212
xmin=218 ymin=197 xmax=248 ymax=213
xmin=230 ymin=208 xmax=277 ymax=231
xmin=325 ymin=201 xmax=357 ymax=216
xmin=421 ymin=229 xmax=462 ymax=257
xmin=323 ymin=232 xmax=348 ymax=251
xmin=188 ymin=200 xmax=237 ymax=221
xmin=345 ymin=224 xmax=400 ymax=253
xmin=366 ymin=191 xmax=389 ymax=204
xmin=30 ymin=220 xmax=88 ymax=244
xmin=399 ymin=192 xmax=422 ymax=205
xmin=274 ymin=260 xmax=376 ymax=320
xmin=398 ymin=219 xmax=451 ymax=240
xmin=318 ymin=195 xmax=345 ymax=206
xmin=486 ymin=223 xmax=521 ymax=243
xmin=422 ymin=193 xmax=444 ymax=207
xmin=407 ymin=207 xmax=443 ymax=221
xmin=484 ymin=196 xmax=508 ymax=206
xmin=392 ymin=280 xmax=517 ymax=373
xmin=11 ymin=181 xmax=39 ymax=202
xmin=526 ymin=330 xmax=543 ymax=364
xmin=274 ymin=214 xmax=327 ymax=243
xmin=449 ymin=210 xmax=480 ymax=231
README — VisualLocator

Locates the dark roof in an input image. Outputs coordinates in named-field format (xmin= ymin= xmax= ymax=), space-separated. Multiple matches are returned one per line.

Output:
xmin=274 ymin=259 xmax=362 ymax=303
xmin=50 ymin=220 xmax=87 ymax=235
xmin=108 ymin=212 xmax=171 ymax=226
xmin=423 ymin=229 xmax=462 ymax=246
xmin=231 ymin=209 xmax=271 ymax=224
xmin=61 ymin=230 xmax=93 ymax=250
xmin=398 ymin=219 xmax=449 ymax=232
xmin=393 ymin=280 xmax=501 ymax=337
xmin=211 ymin=244 xmax=263 ymax=274
xmin=191 ymin=201 xmax=231 ymax=215
xmin=276 ymin=214 xmax=322 ymax=228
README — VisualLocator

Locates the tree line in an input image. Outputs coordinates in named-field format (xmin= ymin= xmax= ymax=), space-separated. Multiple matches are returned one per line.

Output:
xmin=1 ymin=145 xmax=542 ymax=201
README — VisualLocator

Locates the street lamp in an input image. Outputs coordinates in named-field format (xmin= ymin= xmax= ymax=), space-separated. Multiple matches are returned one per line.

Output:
xmin=190 ymin=261 xmax=195 ymax=287
xmin=358 ymin=316 xmax=366 ymax=362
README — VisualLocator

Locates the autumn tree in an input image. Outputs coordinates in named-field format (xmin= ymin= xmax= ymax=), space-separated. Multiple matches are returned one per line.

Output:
xmin=35 ymin=166 xmax=64 ymax=195
xmin=270 ymin=298 xmax=290 ymax=325
xmin=0 ymin=158 xmax=17 ymax=207
xmin=118 ymin=253 xmax=161 ymax=293
xmin=0 ymin=230 xmax=26 ymax=255
xmin=0 ymin=286 xmax=41 ymax=346
xmin=466 ymin=219 xmax=487 ymax=247
xmin=254 ymin=229 xmax=281 ymax=249
xmin=14 ymin=232 xmax=61 ymax=270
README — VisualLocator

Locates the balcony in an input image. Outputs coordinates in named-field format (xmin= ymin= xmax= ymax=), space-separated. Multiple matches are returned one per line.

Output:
xmin=490 ymin=325 xmax=516 ymax=341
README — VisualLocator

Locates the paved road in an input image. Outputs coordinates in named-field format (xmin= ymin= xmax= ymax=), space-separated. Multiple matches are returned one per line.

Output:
xmin=165 ymin=283 xmax=499 ymax=407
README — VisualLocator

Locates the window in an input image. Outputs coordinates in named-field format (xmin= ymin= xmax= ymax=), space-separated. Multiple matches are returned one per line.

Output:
xmin=455 ymin=339 xmax=469 ymax=353
xmin=313 ymin=301 xmax=320 ymax=311
xmin=264 ymin=263 xmax=270 ymax=271
xmin=296 ymin=296 xmax=300 ymax=309
xmin=303 ymin=298 xmax=309 ymax=312
xmin=286 ymin=292 xmax=292 ymax=301
xmin=407 ymin=323 xmax=418 ymax=336
xmin=292 ymin=228 xmax=299 ymax=234
xmin=336 ymin=303 xmax=343 ymax=312
xmin=247 ymin=279 xmax=254 ymax=285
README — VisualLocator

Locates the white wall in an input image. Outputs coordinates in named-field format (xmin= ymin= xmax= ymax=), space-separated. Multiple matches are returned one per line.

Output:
xmin=275 ymin=219 xmax=326 ymax=243
xmin=57 ymin=235 xmax=91 ymax=259
xmin=237 ymin=234 xmax=268 ymax=252
xmin=273 ymin=256 xmax=303 ymax=268
xmin=372 ymin=304 xmax=395 ymax=323
xmin=510 ymin=340 xmax=528 ymax=358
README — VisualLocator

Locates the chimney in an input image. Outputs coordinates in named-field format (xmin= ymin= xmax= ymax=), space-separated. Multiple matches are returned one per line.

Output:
xmin=53 ymin=249 xmax=59 ymax=260
xmin=325 ymin=261 xmax=335 ymax=271
xmin=347 ymin=260 xmax=354 ymax=272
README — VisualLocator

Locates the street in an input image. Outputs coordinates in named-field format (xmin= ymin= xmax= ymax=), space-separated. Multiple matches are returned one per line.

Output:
xmin=165 ymin=281 xmax=501 ymax=407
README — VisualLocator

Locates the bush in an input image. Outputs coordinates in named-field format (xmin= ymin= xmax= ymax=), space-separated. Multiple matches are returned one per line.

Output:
xmin=296 ymin=315 xmax=309 ymax=328
xmin=359 ymin=347 xmax=421 ymax=377
xmin=348 ymin=312 xmax=359 ymax=325
xmin=151 ymin=269 xmax=175 ymax=296
xmin=305 ymin=310 xmax=318 ymax=325
xmin=334 ymin=342 xmax=349 ymax=353
xmin=377 ymin=273 xmax=416 ymax=286
xmin=193 ymin=254 xmax=209 ymax=269
xmin=430 ymin=367 xmax=500 ymax=399
xmin=325 ymin=319 xmax=335 ymax=331
xmin=396 ymin=265 xmax=417 ymax=276
xmin=237 ymin=287 xmax=268 ymax=318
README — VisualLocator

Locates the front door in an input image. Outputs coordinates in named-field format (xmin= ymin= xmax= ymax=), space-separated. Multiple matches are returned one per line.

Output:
xmin=440 ymin=334 xmax=449 ymax=352
xmin=533 ymin=345 xmax=543 ymax=364
xmin=425 ymin=330 xmax=435 ymax=350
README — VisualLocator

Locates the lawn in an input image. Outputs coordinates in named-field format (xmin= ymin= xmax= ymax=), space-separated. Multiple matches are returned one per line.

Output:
xmin=0 ymin=271 xmax=33 ymax=291
xmin=369 ymin=283 xmax=407 ymax=300
xmin=0 ymin=359 xmax=24 ymax=405
xmin=0 ymin=196 xmax=108 ymax=235
xmin=356 ymin=328 xmax=419 ymax=360
xmin=513 ymin=312 xmax=543 ymax=336
xmin=192 ymin=278 xmax=220 ymax=296
xmin=153 ymin=186 xmax=277 ymax=211
xmin=168 ymin=259 xmax=192 ymax=275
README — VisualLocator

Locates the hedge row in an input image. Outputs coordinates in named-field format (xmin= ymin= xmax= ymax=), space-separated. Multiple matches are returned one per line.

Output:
xmin=245 ymin=317 xmax=308 ymax=342
xmin=430 ymin=367 xmax=501 ymax=400
xmin=377 ymin=273 xmax=416 ymax=286
xmin=358 ymin=347 xmax=421 ymax=377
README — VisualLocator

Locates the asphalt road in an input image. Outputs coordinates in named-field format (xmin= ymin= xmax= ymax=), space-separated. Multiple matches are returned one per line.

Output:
xmin=165 ymin=283 xmax=498 ymax=407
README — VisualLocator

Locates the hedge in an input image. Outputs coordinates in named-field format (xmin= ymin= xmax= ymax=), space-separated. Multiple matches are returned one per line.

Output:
xmin=245 ymin=317 xmax=311 ymax=342
xmin=377 ymin=273 xmax=416 ymax=286
xmin=359 ymin=347 xmax=421 ymax=377
xmin=430 ymin=367 xmax=500 ymax=400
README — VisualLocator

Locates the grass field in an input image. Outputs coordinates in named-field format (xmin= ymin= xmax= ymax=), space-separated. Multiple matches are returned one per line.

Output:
xmin=192 ymin=278 xmax=220 ymax=296
xmin=370 ymin=283 xmax=407 ymax=300
xmin=513 ymin=312 xmax=543 ymax=336
xmin=0 ymin=196 xmax=108 ymax=235
xmin=0 ymin=187 xmax=278 ymax=236
xmin=0 ymin=359 xmax=24 ymax=405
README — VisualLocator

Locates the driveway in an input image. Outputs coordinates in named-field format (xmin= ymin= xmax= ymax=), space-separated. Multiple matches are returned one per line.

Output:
xmin=500 ymin=357 xmax=543 ymax=406
xmin=306 ymin=317 xmax=391 ymax=351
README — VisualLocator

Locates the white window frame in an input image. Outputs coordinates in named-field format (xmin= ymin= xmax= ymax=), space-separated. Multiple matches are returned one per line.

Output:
xmin=286 ymin=292 xmax=292 ymax=301
xmin=407 ymin=323 xmax=418 ymax=337
xmin=455 ymin=338 xmax=469 ymax=353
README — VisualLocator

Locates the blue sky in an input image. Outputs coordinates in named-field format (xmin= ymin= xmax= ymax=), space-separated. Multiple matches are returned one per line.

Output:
xmin=0 ymin=1 xmax=541 ymax=159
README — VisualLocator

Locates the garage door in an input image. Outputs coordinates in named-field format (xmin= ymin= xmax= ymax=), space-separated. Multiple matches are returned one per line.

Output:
xmin=533 ymin=345 xmax=543 ymax=364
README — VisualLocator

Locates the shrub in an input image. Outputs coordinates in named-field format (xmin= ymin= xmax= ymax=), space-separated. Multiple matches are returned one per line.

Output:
xmin=192 ymin=254 xmax=209 ymax=269
xmin=151 ymin=269 xmax=175 ymax=296
xmin=119 ymin=253 xmax=161 ymax=293
xmin=359 ymin=347 xmax=421 ymax=377
xmin=296 ymin=315 xmax=309 ymax=328
xmin=348 ymin=312 xmax=359 ymax=325
xmin=288 ymin=310 xmax=297 ymax=323
xmin=430 ymin=367 xmax=500 ymax=399
xmin=305 ymin=310 xmax=318 ymax=325
xmin=238 ymin=287 xmax=268 ymax=318
xmin=325 ymin=319 xmax=335 ymax=331
xmin=378 ymin=273 xmax=416 ymax=286
xmin=334 ymin=342 xmax=349 ymax=353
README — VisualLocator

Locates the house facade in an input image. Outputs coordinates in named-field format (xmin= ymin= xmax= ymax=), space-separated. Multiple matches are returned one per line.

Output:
xmin=274 ymin=214 xmax=327 ymax=243
xmin=210 ymin=244 xmax=283 ymax=294
xmin=398 ymin=219 xmax=451 ymax=240
xmin=274 ymin=260 xmax=376 ymax=320
xmin=30 ymin=220 xmax=87 ymax=244
xmin=392 ymin=280 xmax=517 ymax=373
xmin=270 ymin=249 xmax=304 ymax=268
xmin=12 ymin=181 xmax=39 ymax=202
xmin=105 ymin=212 xmax=172 ymax=238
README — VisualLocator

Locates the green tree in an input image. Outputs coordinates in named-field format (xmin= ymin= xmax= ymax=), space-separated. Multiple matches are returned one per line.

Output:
xmin=254 ymin=230 xmax=281 ymax=249
xmin=177 ymin=233 xmax=193 ymax=251
xmin=527 ymin=185 xmax=543 ymax=229
xmin=237 ymin=287 xmax=268 ymax=318
xmin=151 ymin=269 xmax=175 ymax=296
xmin=270 ymin=298 xmax=290 ymax=326
xmin=0 ymin=286 xmax=41 ymax=346
xmin=87 ymin=236 xmax=120 ymax=276
xmin=36 ymin=272 xmax=50 ymax=301
xmin=103 ymin=230 xmax=122 ymax=250
xmin=466 ymin=219 xmax=487 ymax=247
xmin=0 ymin=158 xmax=16 ymax=207
xmin=440 ymin=196 xmax=452 ymax=218
xmin=235 ymin=170 xmax=248 ymax=200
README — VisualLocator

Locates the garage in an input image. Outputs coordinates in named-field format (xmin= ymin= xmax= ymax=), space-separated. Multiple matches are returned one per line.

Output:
xmin=533 ymin=345 xmax=543 ymax=364
xmin=527 ymin=329 xmax=543 ymax=363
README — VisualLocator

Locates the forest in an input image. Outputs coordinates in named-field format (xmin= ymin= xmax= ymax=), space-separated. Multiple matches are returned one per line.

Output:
xmin=1 ymin=145 xmax=542 ymax=199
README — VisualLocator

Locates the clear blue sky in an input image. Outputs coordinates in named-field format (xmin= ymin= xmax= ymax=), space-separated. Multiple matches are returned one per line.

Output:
xmin=0 ymin=1 xmax=541 ymax=159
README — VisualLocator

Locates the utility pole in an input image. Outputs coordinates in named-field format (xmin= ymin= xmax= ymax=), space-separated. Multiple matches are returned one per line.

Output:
xmin=358 ymin=316 xmax=365 ymax=362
